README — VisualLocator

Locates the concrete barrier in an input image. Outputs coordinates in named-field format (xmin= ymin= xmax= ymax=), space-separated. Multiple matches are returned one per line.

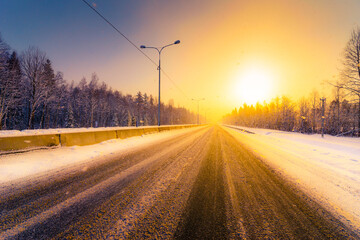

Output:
xmin=60 ymin=130 xmax=117 ymax=147
xmin=116 ymin=128 xmax=145 ymax=139
xmin=158 ymin=126 xmax=172 ymax=132
xmin=142 ymin=127 xmax=160 ymax=135
xmin=0 ymin=134 xmax=60 ymax=152
xmin=0 ymin=125 xmax=199 ymax=152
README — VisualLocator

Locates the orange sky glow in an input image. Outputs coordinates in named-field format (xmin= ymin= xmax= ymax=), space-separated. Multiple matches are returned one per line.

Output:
xmin=97 ymin=0 xmax=359 ymax=122
xmin=5 ymin=0 xmax=359 ymax=122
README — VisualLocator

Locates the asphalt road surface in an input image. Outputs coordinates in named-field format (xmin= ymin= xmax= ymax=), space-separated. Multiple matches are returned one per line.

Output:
xmin=0 ymin=126 xmax=359 ymax=239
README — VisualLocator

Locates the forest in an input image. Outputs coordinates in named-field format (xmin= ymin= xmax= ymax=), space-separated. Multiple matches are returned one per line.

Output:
xmin=0 ymin=35 xmax=197 ymax=130
xmin=222 ymin=94 xmax=358 ymax=136
xmin=223 ymin=27 xmax=360 ymax=137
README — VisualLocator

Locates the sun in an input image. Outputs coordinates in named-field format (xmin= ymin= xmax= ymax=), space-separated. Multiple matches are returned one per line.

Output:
xmin=234 ymin=67 xmax=273 ymax=105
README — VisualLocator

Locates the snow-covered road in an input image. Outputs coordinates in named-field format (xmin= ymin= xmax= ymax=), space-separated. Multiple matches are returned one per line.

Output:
xmin=0 ymin=125 xmax=359 ymax=239
xmin=0 ymin=127 xmax=200 ymax=183
xmin=224 ymin=125 xmax=360 ymax=231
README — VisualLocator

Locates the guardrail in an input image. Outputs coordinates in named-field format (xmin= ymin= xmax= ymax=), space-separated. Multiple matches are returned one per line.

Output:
xmin=0 ymin=125 xmax=198 ymax=152
xmin=222 ymin=124 xmax=255 ymax=134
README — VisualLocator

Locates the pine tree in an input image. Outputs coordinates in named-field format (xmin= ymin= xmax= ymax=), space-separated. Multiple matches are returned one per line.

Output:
xmin=65 ymin=103 xmax=75 ymax=128
xmin=127 ymin=110 xmax=132 ymax=126
xmin=0 ymin=38 xmax=22 ymax=130
xmin=135 ymin=91 xmax=143 ymax=126
xmin=40 ymin=59 xmax=56 ymax=128
xmin=111 ymin=113 xmax=119 ymax=127
xmin=6 ymin=51 xmax=23 ymax=129
xmin=0 ymin=37 xmax=10 ymax=129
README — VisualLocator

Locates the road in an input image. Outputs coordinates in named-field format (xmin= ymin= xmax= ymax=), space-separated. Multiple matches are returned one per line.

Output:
xmin=0 ymin=126 xmax=359 ymax=239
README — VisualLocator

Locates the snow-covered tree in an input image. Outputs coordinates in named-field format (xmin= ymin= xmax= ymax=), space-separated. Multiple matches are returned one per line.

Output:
xmin=0 ymin=36 xmax=11 ymax=129
xmin=135 ymin=91 xmax=144 ymax=126
xmin=39 ymin=59 xmax=56 ymax=128
xmin=21 ymin=47 xmax=47 ymax=129
xmin=0 ymin=43 xmax=23 ymax=130
xmin=65 ymin=103 xmax=75 ymax=128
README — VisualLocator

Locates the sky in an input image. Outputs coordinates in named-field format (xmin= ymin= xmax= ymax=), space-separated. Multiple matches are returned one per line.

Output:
xmin=1 ymin=0 xmax=360 ymax=121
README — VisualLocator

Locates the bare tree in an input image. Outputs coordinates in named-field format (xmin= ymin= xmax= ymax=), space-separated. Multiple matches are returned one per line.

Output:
xmin=298 ymin=97 xmax=311 ymax=133
xmin=21 ymin=47 xmax=47 ymax=129
xmin=309 ymin=90 xmax=320 ymax=133
xmin=341 ymin=27 xmax=360 ymax=132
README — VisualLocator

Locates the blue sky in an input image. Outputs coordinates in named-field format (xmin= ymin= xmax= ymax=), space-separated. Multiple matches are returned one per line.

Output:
xmin=0 ymin=1 xmax=199 ymax=102
xmin=0 ymin=0 xmax=213 ymax=111
xmin=1 ymin=0 xmax=360 ymax=119
xmin=0 ymin=1 xmax=144 ymax=83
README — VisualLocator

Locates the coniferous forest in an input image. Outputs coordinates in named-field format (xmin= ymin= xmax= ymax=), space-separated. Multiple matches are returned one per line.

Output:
xmin=0 ymin=35 xmax=197 ymax=130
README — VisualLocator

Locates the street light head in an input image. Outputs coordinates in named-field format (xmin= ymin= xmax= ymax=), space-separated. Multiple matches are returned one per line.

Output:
xmin=140 ymin=45 xmax=146 ymax=49
xmin=174 ymin=40 xmax=180 ymax=44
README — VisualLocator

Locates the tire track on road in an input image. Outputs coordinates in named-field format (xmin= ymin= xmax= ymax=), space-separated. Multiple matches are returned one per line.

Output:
xmin=174 ymin=127 xmax=228 ymax=239
xmin=0 ymin=127 xmax=209 ymax=239
xmin=121 ymin=128 xmax=213 ymax=239
xmin=220 ymin=126 xmax=359 ymax=239
xmin=2 ymin=125 xmax=359 ymax=239
xmin=46 ymin=127 xmax=211 ymax=239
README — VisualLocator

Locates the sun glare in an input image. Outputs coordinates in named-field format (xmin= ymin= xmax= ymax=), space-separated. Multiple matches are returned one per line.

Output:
xmin=234 ymin=67 xmax=273 ymax=105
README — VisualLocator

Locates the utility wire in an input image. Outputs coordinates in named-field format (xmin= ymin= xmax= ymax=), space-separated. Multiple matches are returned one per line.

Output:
xmin=80 ymin=0 xmax=190 ymax=100
xmin=80 ymin=0 xmax=157 ymax=66
xmin=161 ymin=70 xmax=190 ymax=99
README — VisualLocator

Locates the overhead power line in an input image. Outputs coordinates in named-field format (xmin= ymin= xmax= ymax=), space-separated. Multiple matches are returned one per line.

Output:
xmin=80 ymin=0 xmax=157 ymax=66
xmin=161 ymin=70 xmax=189 ymax=99
xmin=80 ymin=0 xmax=189 ymax=100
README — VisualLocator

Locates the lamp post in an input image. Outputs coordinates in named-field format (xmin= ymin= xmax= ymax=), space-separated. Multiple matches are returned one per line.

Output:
xmin=140 ymin=40 xmax=180 ymax=126
xmin=192 ymin=98 xmax=205 ymax=124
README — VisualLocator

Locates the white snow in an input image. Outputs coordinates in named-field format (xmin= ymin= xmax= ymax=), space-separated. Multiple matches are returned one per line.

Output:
xmin=1 ymin=124 xmax=360 ymax=231
xmin=0 ymin=125 xmax=191 ymax=137
xmin=223 ymin=125 xmax=360 ymax=230
xmin=0 ymin=127 xmax=201 ymax=184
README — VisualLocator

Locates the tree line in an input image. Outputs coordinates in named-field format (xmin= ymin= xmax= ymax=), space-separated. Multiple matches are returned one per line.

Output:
xmin=0 ymin=35 xmax=197 ymax=130
xmin=223 ymin=27 xmax=360 ymax=137
xmin=223 ymin=93 xmax=358 ymax=136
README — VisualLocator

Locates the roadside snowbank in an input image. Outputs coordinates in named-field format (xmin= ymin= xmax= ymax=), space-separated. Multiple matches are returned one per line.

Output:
xmin=224 ymin=125 xmax=360 ymax=231
xmin=0 ymin=127 xmax=202 ymax=184
xmin=0 ymin=125 xmax=192 ymax=137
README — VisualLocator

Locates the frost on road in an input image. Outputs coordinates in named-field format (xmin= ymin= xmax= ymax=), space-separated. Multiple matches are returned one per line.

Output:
xmin=0 ymin=126 xmax=359 ymax=239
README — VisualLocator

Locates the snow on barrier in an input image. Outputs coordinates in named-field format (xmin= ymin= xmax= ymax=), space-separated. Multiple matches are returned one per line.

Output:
xmin=0 ymin=125 xmax=197 ymax=152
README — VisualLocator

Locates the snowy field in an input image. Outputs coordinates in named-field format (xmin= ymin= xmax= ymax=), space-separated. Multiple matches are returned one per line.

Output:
xmin=224 ymin=125 xmax=360 ymax=230
xmin=0 ymin=127 xmax=202 ymax=184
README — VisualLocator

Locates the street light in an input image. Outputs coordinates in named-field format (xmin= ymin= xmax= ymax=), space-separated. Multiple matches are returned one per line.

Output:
xmin=140 ymin=40 xmax=180 ymax=126
xmin=192 ymin=98 xmax=205 ymax=125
